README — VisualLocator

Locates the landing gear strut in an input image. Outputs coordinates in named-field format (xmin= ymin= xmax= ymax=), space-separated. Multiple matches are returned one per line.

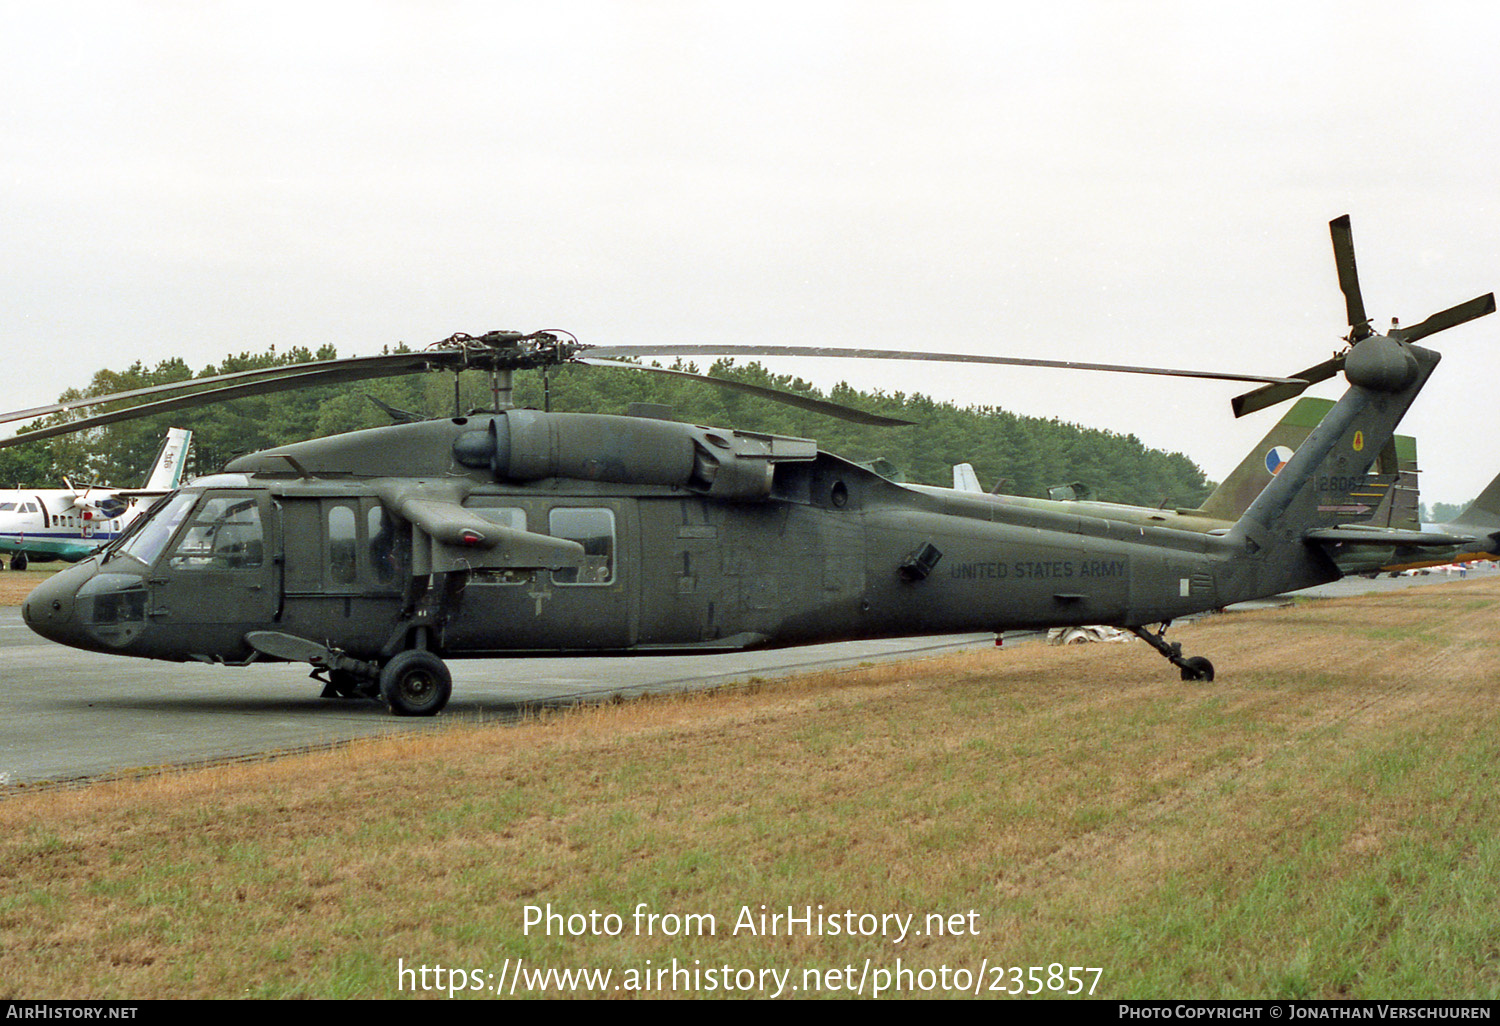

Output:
xmin=1128 ymin=623 xmax=1215 ymax=682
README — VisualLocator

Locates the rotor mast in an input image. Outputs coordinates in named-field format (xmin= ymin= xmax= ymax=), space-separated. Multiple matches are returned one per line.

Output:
xmin=490 ymin=367 xmax=514 ymax=412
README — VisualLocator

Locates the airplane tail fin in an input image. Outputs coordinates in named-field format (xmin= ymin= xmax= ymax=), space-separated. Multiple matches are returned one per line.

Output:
xmin=1377 ymin=434 xmax=1422 ymax=532
xmin=142 ymin=428 xmax=191 ymax=491
xmin=952 ymin=463 xmax=983 ymax=493
xmin=1224 ymin=340 xmax=1441 ymax=595
xmin=1198 ymin=398 xmax=1331 ymax=521
xmin=1197 ymin=396 xmax=1418 ymax=529
xmin=1451 ymin=473 xmax=1500 ymax=532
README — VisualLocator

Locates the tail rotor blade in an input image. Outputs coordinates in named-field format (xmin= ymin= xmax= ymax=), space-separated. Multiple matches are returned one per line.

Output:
xmin=1330 ymin=215 xmax=1371 ymax=339
xmin=1391 ymin=293 xmax=1496 ymax=343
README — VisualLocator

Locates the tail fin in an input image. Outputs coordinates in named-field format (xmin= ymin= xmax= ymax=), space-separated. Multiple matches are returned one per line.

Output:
xmin=1451 ymin=473 xmax=1500 ymax=531
xmin=952 ymin=463 xmax=983 ymax=493
xmin=1199 ymin=396 xmax=1419 ymax=529
xmin=142 ymin=428 xmax=191 ymax=491
xmin=1198 ymin=398 xmax=1333 ymax=520
xmin=1372 ymin=434 xmax=1422 ymax=531
xmin=1224 ymin=341 xmax=1441 ymax=595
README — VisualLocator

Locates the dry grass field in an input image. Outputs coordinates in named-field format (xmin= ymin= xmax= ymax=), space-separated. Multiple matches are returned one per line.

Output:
xmin=0 ymin=565 xmax=56 ymax=606
xmin=2 ymin=579 xmax=1499 ymax=999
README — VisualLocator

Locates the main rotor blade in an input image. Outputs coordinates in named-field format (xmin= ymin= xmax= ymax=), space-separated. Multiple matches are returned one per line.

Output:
xmin=1230 ymin=354 xmax=1346 ymax=419
xmin=584 ymin=345 xmax=1303 ymax=386
xmin=1390 ymin=292 xmax=1496 ymax=343
xmin=0 ymin=351 xmax=466 ymax=427
xmin=0 ymin=357 xmax=464 ymax=451
xmin=1330 ymin=214 xmax=1370 ymax=337
xmin=575 ymin=358 xmax=915 ymax=426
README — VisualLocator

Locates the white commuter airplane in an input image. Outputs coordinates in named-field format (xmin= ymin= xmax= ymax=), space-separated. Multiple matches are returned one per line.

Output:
xmin=0 ymin=427 xmax=191 ymax=570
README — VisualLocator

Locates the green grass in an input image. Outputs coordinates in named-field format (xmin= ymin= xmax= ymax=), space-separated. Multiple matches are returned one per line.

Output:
xmin=4 ymin=581 xmax=1500 ymax=998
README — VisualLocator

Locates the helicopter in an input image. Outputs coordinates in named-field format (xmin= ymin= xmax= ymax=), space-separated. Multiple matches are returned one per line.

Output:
xmin=8 ymin=217 xmax=1494 ymax=715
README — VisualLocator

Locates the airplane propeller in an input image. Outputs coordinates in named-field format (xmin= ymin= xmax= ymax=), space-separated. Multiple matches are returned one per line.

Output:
xmin=1231 ymin=215 xmax=1495 ymax=418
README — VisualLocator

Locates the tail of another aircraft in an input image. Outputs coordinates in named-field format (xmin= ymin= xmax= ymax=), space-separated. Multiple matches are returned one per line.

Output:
xmin=1198 ymin=397 xmax=1418 ymax=530
xmin=142 ymin=428 xmax=191 ymax=492
xmin=1198 ymin=398 xmax=1332 ymax=521
xmin=952 ymin=463 xmax=983 ymax=493
xmin=1451 ymin=473 xmax=1500 ymax=532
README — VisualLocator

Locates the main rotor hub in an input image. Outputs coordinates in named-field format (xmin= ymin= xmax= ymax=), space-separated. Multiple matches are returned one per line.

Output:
xmin=1343 ymin=335 xmax=1418 ymax=393
xmin=426 ymin=330 xmax=580 ymax=371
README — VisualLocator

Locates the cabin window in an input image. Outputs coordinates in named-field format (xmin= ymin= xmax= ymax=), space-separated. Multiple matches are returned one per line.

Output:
xmin=549 ymin=507 xmax=614 ymax=586
xmin=328 ymin=505 xmax=358 ymax=584
xmin=473 ymin=506 xmax=526 ymax=532
xmin=168 ymin=495 xmax=264 ymax=571
xmin=470 ymin=507 xmax=528 ymax=585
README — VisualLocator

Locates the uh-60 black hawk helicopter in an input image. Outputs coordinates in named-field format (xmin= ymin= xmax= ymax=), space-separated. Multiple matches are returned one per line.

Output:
xmin=8 ymin=217 xmax=1494 ymax=715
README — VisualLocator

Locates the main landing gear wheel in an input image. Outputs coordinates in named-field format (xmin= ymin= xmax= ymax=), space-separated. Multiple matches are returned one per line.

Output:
xmin=379 ymin=649 xmax=452 ymax=716
xmin=11 ymin=552 xmax=27 ymax=572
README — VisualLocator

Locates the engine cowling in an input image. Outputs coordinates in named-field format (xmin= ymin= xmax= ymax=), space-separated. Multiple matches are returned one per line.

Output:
xmin=452 ymin=410 xmax=816 ymax=500
xmin=229 ymin=410 xmax=817 ymax=500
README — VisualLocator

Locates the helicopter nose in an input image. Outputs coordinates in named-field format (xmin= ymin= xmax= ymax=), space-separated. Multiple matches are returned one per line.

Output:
xmin=22 ymin=562 xmax=90 ymax=647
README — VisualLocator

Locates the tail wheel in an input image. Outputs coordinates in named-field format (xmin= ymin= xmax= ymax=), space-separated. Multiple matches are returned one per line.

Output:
xmin=379 ymin=650 xmax=453 ymax=716
xmin=1179 ymin=656 xmax=1215 ymax=682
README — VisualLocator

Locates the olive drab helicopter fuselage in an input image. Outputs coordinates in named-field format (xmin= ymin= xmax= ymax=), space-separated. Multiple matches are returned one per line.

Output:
xmin=12 ymin=217 xmax=1495 ymax=715
xmin=12 ymin=345 xmax=1446 ymax=714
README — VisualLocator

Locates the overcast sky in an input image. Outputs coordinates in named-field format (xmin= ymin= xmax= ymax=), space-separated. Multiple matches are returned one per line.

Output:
xmin=4 ymin=2 xmax=1499 ymax=505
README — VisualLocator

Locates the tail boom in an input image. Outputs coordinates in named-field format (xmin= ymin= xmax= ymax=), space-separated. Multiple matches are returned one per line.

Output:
xmin=1219 ymin=342 xmax=1440 ymax=601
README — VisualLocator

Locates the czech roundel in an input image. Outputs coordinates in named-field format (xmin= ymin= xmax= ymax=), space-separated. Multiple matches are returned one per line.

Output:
xmin=1264 ymin=445 xmax=1295 ymax=476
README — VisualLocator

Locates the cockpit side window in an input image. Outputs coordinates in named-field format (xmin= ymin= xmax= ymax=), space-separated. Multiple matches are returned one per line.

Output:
xmin=168 ymin=495 xmax=265 ymax=570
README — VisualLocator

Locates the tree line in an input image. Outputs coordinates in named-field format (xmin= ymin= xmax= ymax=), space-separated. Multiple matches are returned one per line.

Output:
xmin=0 ymin=347 xmax=1214 ymax=509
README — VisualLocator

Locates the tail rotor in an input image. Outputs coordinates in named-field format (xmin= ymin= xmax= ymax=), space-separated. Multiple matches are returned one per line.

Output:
xmin=1232 ymin=215 xmax=1494 ymax=418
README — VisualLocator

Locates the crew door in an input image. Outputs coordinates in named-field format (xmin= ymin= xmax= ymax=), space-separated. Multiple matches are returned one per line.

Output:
xmin=146 ymin=491 xmax=277 ymax=656
xmin=277 ymin=496 xmax=405 ymax=652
